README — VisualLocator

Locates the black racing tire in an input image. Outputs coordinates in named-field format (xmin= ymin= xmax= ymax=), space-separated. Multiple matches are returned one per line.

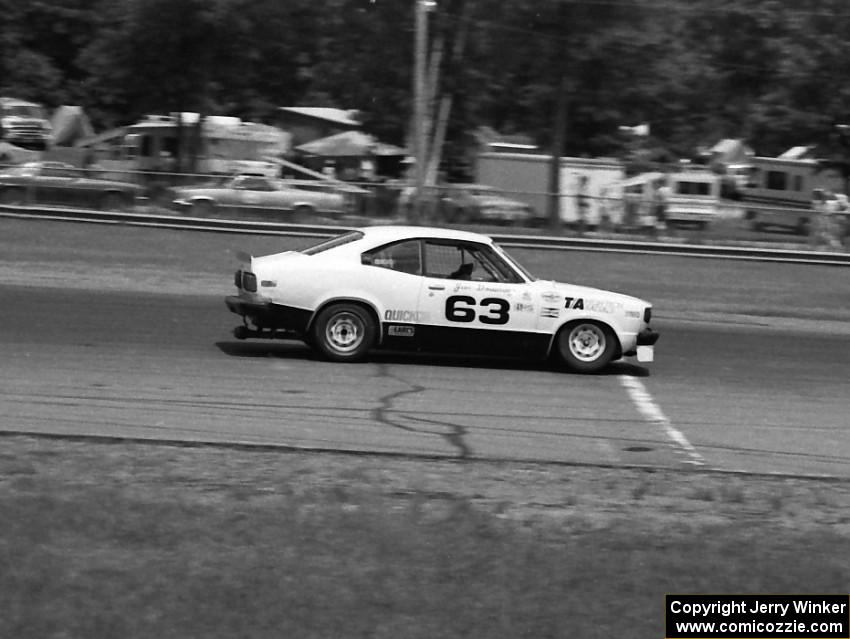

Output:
xmin=191 ymin=200 xmax=215 ymax=217
xmin=554 ymin=321 xmax=618 ymax=373
xmin=0 ymin=187 xmax=25 ymax=205
xmin=293 ymin=204 xmax=315 ymax=222
xmin=311 ymin=303 xmax=376 ymax=362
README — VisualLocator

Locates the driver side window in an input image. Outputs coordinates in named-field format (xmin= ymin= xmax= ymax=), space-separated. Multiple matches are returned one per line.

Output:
xmin=423 ymin=240 xmax=522 ymax=283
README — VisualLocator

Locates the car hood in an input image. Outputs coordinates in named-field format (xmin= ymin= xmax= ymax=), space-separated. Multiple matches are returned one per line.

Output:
xmin=174 ymin=187 xmax=230 ymax=197
xmin=472 ymin=196 xmax=528 ymax=208
xmin=535 ymin=280 xmax=649 ymax=310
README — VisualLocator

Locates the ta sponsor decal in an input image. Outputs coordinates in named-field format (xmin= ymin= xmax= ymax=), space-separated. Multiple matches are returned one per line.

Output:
xmin=583 ymin=299 xmax=625 ymax=314
xmin=387 ymin=325 xmax=415 ymax=337
xmin=384 ymin=309 xmax=431 ymax=322
xmin=564 ymin=297 xmax=585 ymax=310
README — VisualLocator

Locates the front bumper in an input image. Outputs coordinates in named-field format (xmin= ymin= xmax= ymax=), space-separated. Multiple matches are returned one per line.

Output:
xmin=637 ymin=327 xmax=659 ymax=346
xmin=622 ymin=327 xmax=659 ymax=362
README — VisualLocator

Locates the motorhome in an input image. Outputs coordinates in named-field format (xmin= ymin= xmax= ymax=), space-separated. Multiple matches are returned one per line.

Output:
xmin=80 ymin=113 xmax=290 ymax=180
xmin=0 ymin=97 xmax=52 ymax=150
xmin=607 ymin=171 xmax=722 ymax=229
xmin=741 ymin=156 xmax=843 ymax=233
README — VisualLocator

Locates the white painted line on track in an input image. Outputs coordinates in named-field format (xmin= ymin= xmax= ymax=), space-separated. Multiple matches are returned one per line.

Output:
xmin=619 ymin=375 xmax=705 ymax=466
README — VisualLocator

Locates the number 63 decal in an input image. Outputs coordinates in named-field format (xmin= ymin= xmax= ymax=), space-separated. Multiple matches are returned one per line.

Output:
xmin=445 ymin=295 xmax=510 ymax=325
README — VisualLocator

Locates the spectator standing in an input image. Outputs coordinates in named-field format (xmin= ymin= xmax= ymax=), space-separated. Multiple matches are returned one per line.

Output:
xmin=812 ymin=191 xmax=843 ymax=249
xmin=575 ymin=174 xmax=590 ymax=234
xmin=656 ymin=177 xmax=671 ymax=234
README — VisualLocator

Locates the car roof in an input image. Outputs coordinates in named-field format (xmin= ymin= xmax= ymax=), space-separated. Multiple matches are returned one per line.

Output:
xmin=356 ymin=225 xmax=495 ymax=246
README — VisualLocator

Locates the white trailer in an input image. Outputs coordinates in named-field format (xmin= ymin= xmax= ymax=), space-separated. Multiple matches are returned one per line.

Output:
xmin=475 ymin=151 xmax=624 ymax=225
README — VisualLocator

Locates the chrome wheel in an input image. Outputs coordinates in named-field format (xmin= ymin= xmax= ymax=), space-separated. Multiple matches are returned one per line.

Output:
xmin=324 ymin=311 xmax=365 ymax=354
xmin=568 ymin=323 xmax=606 ymax=362
xmin=556 ymin=321 xmax=617 ymax=373
xmin=312 ymin=303 xmax=376 ymax=362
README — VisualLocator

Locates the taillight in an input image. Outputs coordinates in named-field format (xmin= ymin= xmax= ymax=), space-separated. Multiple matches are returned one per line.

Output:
xmin=643 ymin=307 xmax=652 ymax=324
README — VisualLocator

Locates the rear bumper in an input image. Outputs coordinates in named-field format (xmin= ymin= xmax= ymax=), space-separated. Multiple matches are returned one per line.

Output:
xmin=225 ymin=296 xmax=312 ymax=335
xmin=226 ymin=295 xmax=269 ymax=317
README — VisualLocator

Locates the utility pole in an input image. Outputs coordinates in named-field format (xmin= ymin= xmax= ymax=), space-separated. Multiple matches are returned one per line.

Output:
xmin=548 ymin=74 xmax=568 ymax=232
xmin=835 ymin=124 xmax=850 ymax=195
xmin=412 ymin=0 xmax=431 ymax=222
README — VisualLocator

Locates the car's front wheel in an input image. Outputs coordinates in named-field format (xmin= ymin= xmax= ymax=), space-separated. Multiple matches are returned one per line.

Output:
xmin=311 ymin=303 xmax=376 ymax=362
xmin=555 ymin=321 xmax=617 ymax=373
xmin=0 ymin=187 xmax=26 ymax=205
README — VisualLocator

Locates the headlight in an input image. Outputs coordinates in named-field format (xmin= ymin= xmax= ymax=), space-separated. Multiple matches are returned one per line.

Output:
xmin=242 ymin=272 xmax=257 ymax=292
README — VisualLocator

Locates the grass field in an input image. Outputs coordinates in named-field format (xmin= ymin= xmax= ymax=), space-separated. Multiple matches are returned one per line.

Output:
xmin=2 ymin=436 xmax=849 ymax=638
xmin=1 ymin=217 xmax=849 ymax=637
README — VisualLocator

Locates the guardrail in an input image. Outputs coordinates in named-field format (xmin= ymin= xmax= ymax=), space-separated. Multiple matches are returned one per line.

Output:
xmin=2 ymin=203 xmax=849 ymax=267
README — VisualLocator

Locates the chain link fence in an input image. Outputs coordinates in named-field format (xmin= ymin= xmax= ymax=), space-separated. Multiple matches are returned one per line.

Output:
xmin=1 ymin=160 xmax=848 ymax=249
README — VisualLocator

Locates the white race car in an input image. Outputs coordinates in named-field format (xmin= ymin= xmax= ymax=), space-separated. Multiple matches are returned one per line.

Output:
xmin=225 ymin=226 xmax=658 ymax=372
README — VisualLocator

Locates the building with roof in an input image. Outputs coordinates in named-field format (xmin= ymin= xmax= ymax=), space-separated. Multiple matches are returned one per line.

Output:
xmin=277 ymin=107 xmax=363 ymax=148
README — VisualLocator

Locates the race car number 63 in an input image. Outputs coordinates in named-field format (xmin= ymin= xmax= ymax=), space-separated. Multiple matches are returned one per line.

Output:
xmin=445 ymin=295 xmax=510 ymax=325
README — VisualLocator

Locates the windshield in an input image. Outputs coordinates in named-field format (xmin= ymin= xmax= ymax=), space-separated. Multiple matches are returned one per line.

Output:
xmin=301 ymin=231 xmax=364 ymax=255
xmin=492 ymin=242 xmax=535 ymax=281
xmin=2 ymin=104 xmax=45 ymax=119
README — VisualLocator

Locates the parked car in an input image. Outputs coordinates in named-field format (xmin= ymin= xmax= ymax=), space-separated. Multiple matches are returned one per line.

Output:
xmin=225 ymin=226 xmax=658 ymax=372
xmin=0 ymin=161 xmax=143 ymax=210
xmin=172 ymin=174 xmax=359 ymax=218
xmin=438 ymin=183 xmax=540 ymax=225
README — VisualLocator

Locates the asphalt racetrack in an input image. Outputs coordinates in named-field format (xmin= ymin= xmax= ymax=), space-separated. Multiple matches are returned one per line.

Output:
xmin=1 ymin=217 xmax=848 ymax=478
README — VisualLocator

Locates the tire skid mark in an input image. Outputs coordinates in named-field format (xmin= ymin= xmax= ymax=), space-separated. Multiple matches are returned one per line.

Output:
xmin=371 ymin=364 xmax=472 ymax=458
xmin=619 ymin=375 xmax=705 ymax=467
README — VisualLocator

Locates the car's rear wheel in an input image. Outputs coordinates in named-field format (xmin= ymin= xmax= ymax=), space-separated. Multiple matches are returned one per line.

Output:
xmin=555 ymin=321 xmax=617 ymax=373
xmin=101 ymin=191 xmax=128 ymax=211
xmin=293 ymin=204 xmax=314 ymax=222
xmin=311 ymin=303 xmax=376 ymax=362
xmin=191 ymin=200 xmax=215 ymax=216
xmin=0 ymin=187 xmax=25 ymax=205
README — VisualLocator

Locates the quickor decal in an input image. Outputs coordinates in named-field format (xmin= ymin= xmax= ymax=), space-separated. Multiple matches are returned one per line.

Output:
xmin=514 ymin=303 xmax=534 ymax=313
xmin=388 ymin=325 xmax=415 ymax=337
xmin=445 ymin=295 xmax=510 ymax=325
xmin=384 ymin=309 xmax=431 ymax=322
